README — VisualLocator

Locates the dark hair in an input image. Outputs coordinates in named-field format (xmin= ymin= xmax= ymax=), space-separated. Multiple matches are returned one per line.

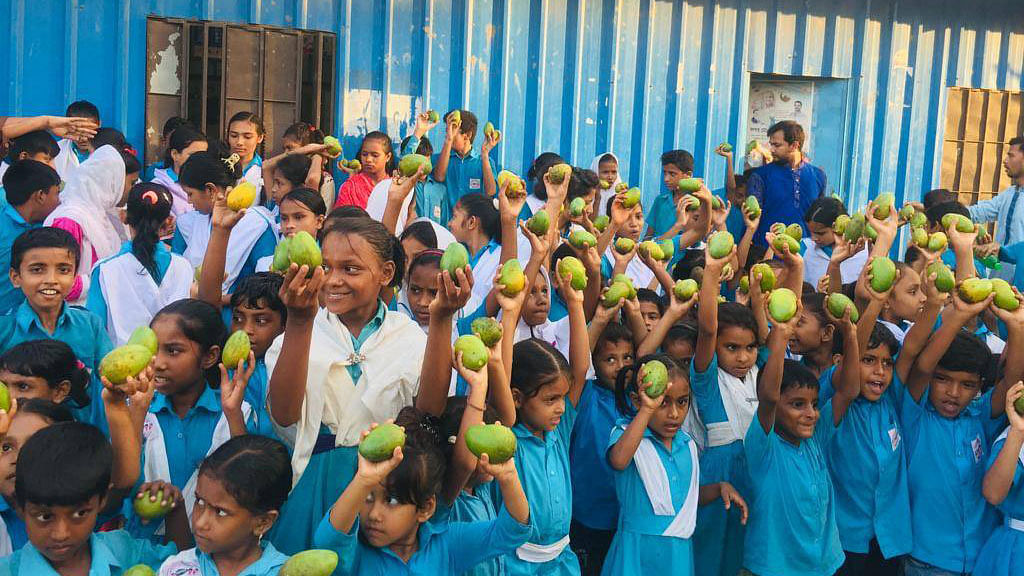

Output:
xmin=598 ymin=154 xmax=617 ymax=167
xmin=230 ymin=273 xmax=287 ymax=326
xmin=322 ymin=217 xmax=405 ymax=287
xmin=407 ymin=250 xmax=442 ymax=282
xmin=125 ymin=183 xmax=173 ymax=280
xmin=17 ymin=398 xmax=75 ymax=424
xmin=179 ymin=150 xmax=242 ymax=191
xmin=926 ymin=201 xmax=970 ymax=228
xmin=455 ymin=194 xmax=500 ymax=240
xmin=15 ymin=422 xmax=111 ymax=507
xmin=777 ymin=358 xmax=819 ymax=393
xmin=801 ymin=292 xmax=831 ymax=327
xmin=3 ymin=159 xmax=60 ymax=207
xmin=276 ymin=154 xmax=313 ymax=188
xmin=936 ymin=330 xmax=996 ymax=387
xmin=281 ymin=187 xmax=327 ymax=217
xmin=614 ymin=353 xmax=685 ymax=416
xmin=11 ymin=227 xmax=80 ymax=272
xmin=550 ymin=243 xmax=577 ymax=275
xmin=637 ymin=289 xmax=666 ymax=315
xmin=327 ymin=205 xmax=371 ymax=221
xmin=66 ymin=100 xmax=100 ymax=122
xmin=660 ymin=150 xmax=695 ymax=174
xmin=527 ymin=153 xmax=566 ymax=200
xmin=401 ymin=135 xmax=434 ymax=158
xmin=0 ymin=340 xmax=91 ymax=408
xmin=199 ymin=435 xmax=292 ymax=515
xmin=163 ymin=126 xmax=206 ymax=169
xmin=449 ymin=109 xmax=479 ymax=142
xmin=836 ymin=321 xmax=901 ymax=357
xmin=153 ymin=299 xmax=228 ymax=387
xmin=361 ymin=131 xmax=397 ymax=174
xmin=767 ymin=120 xmax=805 ymax=149
xmin=904 ymin=245 xmax=924 ymax=266
xmin=438 ymin=396 xmax=499 ymax=463
xmin=744 ymin=244 xmax=768 ymax=269
xmin=511 ymin=338 xmax=571 ymax=398
xmin=671 ymin=249 xmax=705 ymax=282
xmin=282 ymin=122 xmax=324 ymax=146
xmin=389 ymin=407 xmax=446 ymax=508
xmin=923 ymin=188 xmax=956 ymax=209
xmin=719 ymin=302 xmax=758 ymax=335
xmin=734 ymin=174 xmax=748 ymax=189
xmin=227 ymin=112 xmax=266 ymax=158
xmin=805 ymin=196 xmax=846 ymax=226
xmin=161 ymin=116 xmax=191 ymax=138
xmin=1009 ymin=136 xmax=1024 ymax=151
xmin=6 ymin=130 xmax=59 ymax=164
xmin=400 ymin=221 xmax=438 ymax=249
xmin=567 ymin=168 xmax=600 ymax=201
xmin=666 ymin=321 xmax=699 ymax=345
xmin=593 ymin=322 xmax=634 ymax=365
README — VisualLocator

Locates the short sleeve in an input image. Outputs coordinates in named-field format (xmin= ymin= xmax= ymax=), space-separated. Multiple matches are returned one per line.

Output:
xmin=987 ymin=437 xmax=1024 ymax=486
xmin=756 ymin=346 xmax=772 ymax=369
xmin=744 ymin=416 xmax=775 ymax=478
xmin=899 ymin=385 xmax=927 ymax=449
xmin=980 ymin=390 xmax=1008 ymax=442
xmin=690 ymin=353 xmax=719 ymax=395
xmin=818 ymin=364 xmax=837 ymax=401
xmin=815 ymin=400 xmax=837 ymax=445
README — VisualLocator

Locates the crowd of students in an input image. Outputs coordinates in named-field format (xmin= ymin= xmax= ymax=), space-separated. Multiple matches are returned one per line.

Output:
xmin=0 ymin=99 xmax=1022 ymax=576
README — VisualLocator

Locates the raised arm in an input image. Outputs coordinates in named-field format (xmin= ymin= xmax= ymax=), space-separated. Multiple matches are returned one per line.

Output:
xmin=637 ymin=290 xmax=696 ymax=357
xmin=197 ymin=189 xmax=245 ymax=310
xmin=416 ymin=267 xmax=473 ymax=417
xmin=756 ymin=304 xmax=799 ymax=433
xmin=556 ymin=261 xmax=591 ymax=407
xmin=268 ymin=266 xmax=326 ymax=427
xmin=480 ymin=130 xmax=500 ymax=198
xmin=607 ymin=373 xmax=666 ymax=470
xmin=444 ymin=349 xmax=490 ymax=505
xmin=983 ymin=382 xmax=1024 ymax=505
xmin=694 ymin=243 xmax=733 ymax=373
xmin=906 ymin=291 xmax=992 ymax=403
xmin=990 ymin=294 xmax=1024 ymax=418
xmin=736 ymin=202 xmax=762 ymax=275
xmin=381 ymin=167 xmax=425 ymax=234
xmin=433 ymin=114 xmax=459 ymax=183
xmin=947 ymin=220 xmax=979 ymax=283
xmin=895 ymin=267 xmax=944 ymax=383
xmin=828 ymin=310 xmax=860 ymax=425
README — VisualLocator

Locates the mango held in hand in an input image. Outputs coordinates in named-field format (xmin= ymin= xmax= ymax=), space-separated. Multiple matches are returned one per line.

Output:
xmin=449 ymin=110 xmax=462 ymax=126
xmin=991 ymin=278 xmax=1019 ymax=311
xmin=621 ymin=187 xmax=642 ymax=209
xmin=222 ymin=330 xmax=251 ymax=368
xmin=638 ymin=241 xmax=664 ymax=261
xmin=677 ymin=178 xmax=701 ymax=193
xmin=133 ymin=489 xmax=173 ymax=520
xmin=910 ymin=211 xmax=927 ymax=229
xmin=569 ymin=197 xmax=586 ymax=217
xmin=398 ymin=153 xmax=432 ymax=178
xmin=743 ymin=195 xmax=761 ymax=219
xmin=599 ymin=180 xmax=611 ymax=190
xmin=833 ymin=214 xmax=850 ymax=235
xmin=441 ymin=242 xmax=470 ymax=277
xmin=682 ymin=195 xmax=701 ymax=212
xmin=593 ymin=214 xmax=610 ymax=233
xmin=659 ymin=239 xmax=675 ymax=261
xmin=767 ymin=288 xmax=799 ymax=323
xmin=738 ymin=275 xmax=750 ymax=293
xmin=569 ymin=229 xmax=597 ymax=250
xmin=271 ymin=237 xmax=292 ymax=273
xmin=359 ymin=423 xmax=406 ymax=463
xmin=958 ymin=277 xmax=993 ymax=304
xmin=926 ymin=261 xmax=955 ymax=293
xmin=825 ymin=293 xmax=859 ymax=323
xmin=471 ymin=317 xmax=503 ymax=347
xmin=526 ymin=210 xmax=550 ymax=236
xmin=707 ymin=231 xmax=735 ymax=259
xmin=427 ymin=109 xmax=440 ymax=123
xmin=123 ymin=565 xmax=156 ymax=576
xmin=280 ymin=549 xmax=340 ymax=576
xmin=641 ymin=360 xmax=669 ymax=398
xmin=772 ymin=233 xmax=800 ymax=255
xmin=498 ymin=259 xmax=526 ymax=296
xmin=615 ymin=182 xmax=629 ymax=194
xmin=1015 ymin=395 xmax=1024 ymax=417
xmin=614 ymin=237 xmax=635 ymax=254
xmin=873 ymin=193 xmax=895 ymax=219
xmin=483 ymin=122 xmax=496 ymax=138
xmin=342 ymin=159 xmax=362 ymax=171
xmin=844 ymin=213 xmax=865 ymax=242
xmin=603 ymin=281 xmax=631 ymax=308
xmin=927 ymin=232 xmax=948 ymax=253
xmin=0 ymin=382 xmax=9 ymax=413
xmin=465 ymin=423 xmax=517 ymax=463
xmin=673 ymin=279 xmax=698 ymax=302
xmin=547 ymin=163 xmax=572 ymax=185
xmin=784 ymin=223 xmax=803 ymax=241
xmin=557 ymin=257 xmax=587 ymax=290
xmin=899 ymin=203 xmax=916 ymax=222
xmin=911 ymin=226 xmax=929 ymax=249
xmin=454 ymin=335 xmax=490 ymax=371
xmin=497 ymin=170 xmax=523 ymax=195
xmin=289 ymin=231 xmax=323 ymax=273
xmin=941 ymin=213 xmax=976 ymax=233
xmin=612 ymin=274 xmax=637 ymax=299
xmin=750 ymin=262 xmax=776 ymax=292
xmin=323 ymin=135 xmax=343 ymax=156
xmin=100 ymin=345 xmax=152 ymax=386
xmin=869 ymin=257 xmax=897 ymax=292
xmin=864 ymin=223 xmax=878 ymax=242
xmin=226 ymin=181 xmax=257 ymax=211
xmin=127 ymin=326 xmax=159 ymax=356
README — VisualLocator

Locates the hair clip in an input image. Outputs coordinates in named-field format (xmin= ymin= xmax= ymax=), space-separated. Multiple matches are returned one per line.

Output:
xmin=142 ymin=190 xmax=160 ymax=205
xmin=223 ymin=153 xmax=241 ymax=171
xmin=447 ymin=435 xmax=457 ymax=445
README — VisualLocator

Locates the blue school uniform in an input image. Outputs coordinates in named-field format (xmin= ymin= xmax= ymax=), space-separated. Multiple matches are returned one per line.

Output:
xmin=0 ymin=205 xmax=37 ymax=315
xmin=974 ymin=431 xmax=1024 ymax=576
xmin=0 ymin=498 xmax=27 ymax=551
xmin=432 ymin=488 xmax=503 ymax=576
xmin=239 ymin=358 xmax=277 ymax=440
xmin=601 ymin=422 xmax=697 ymax=576
xmin=0 ymin=530 xmax=175 ymax=576
xmin=86 ymin=241 xmax=174 ymax=334
xmin=400 ymin=136 xmax=451 ymax=225
xmin=0 ymin=301 xmax=112 ymax=369
xmin=158 ymin=542 xmax=288 ymax=576
xmin=743 ymin=402 xmax=843 ymax=576
xmin=645 ymin=191 xmax=680 ymax=239
xmin=570 ymin=382 xmax=619 ymax=532
xmin=313 ymin=507 xmax=531 ymax=576
xmin=902 ymin=386 xmax=1004 ymax=573
xmin=818 ymin=366 xmax=912 ymax=558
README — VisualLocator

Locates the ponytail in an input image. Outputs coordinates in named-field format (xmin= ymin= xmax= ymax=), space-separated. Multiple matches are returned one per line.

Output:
xmin=456 ymin=194 xmax=500 ymax=241
xmin=0 ymin=340 xmax=92 ymax=409
xmin=179 ymin=150 xmax=241 ymax=190
xmin=125 ymin=183 xmax=173 ymax=280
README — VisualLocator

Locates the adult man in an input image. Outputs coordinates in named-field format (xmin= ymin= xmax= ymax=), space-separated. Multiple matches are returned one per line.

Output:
xmin=746 ymin=120 xmax=827 ymax=245
xmin=969 ymin=136 xmax=1024 ymax=280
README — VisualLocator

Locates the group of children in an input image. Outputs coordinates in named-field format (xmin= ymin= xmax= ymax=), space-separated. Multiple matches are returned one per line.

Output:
xmin=0 ymin=98 xmax=1022 ymax=576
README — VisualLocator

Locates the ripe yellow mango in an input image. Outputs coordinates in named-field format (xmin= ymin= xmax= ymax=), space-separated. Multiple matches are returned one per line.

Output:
xmin=767 ymin=288 xmax=798 ymax=323
xmin=226 ymin=181 xmax=257 ymax=211
xmin=498 ymin=259 xmax=526 ymax=296
xmin=100 ymin=345 xmax=153 ymax=385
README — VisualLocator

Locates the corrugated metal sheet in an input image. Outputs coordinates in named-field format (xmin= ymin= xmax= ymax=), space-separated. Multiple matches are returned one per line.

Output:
xmin=3 ymin=0 xmax=1023 ymax=209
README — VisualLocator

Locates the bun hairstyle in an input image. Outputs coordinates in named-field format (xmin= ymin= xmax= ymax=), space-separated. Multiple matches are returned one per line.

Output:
xmin=388 ymin=407 xmax=446 ymax=508
xmin=179 ymin=150 xmax=243 ymax=190
xmin=400 ymin=221 xmax=439 ymax=249
xmin=0 ymin=340 xmax=91 ymax=408
xmin=126 ymin=182 xmax=174 ymax=280
xmin=455 ymin=193 xmax=500 ymax=241
xmin=322 ymin=217 xmax=406 ymax=288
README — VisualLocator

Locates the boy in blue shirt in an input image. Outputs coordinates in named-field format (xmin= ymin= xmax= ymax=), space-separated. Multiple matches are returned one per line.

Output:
xmin=53 ymin=100 xmax=99 ymax=182
xmin=432 ymin=110 xmax=498 ymax=211
xmin=645 ymin=149 xmax=695 ymax=240
xmin=0 ymin=160 xmax=62 ymax=315
xmin=400 ymin=131 xmax=449 ymax=225
xmin=0 ymin=130 xmax=60 ymax=184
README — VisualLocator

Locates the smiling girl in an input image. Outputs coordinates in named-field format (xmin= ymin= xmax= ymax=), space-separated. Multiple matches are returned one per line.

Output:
xmin=334 ymin=131 xmax=396 ymax=209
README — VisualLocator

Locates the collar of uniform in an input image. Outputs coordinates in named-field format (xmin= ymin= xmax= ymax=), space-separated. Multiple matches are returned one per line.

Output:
xmin=149 ymin=384 xmax=221 ymax=415
xmin=15 ymin=300 xmax=69 ymax=333
xmin=2 ymin=203 xmax=28 ymax=226
xmin=19 ymin=533 xmax=122 ymax=575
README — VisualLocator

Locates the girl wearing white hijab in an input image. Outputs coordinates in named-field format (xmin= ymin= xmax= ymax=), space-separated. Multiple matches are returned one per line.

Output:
xmin=590 ymin=152 xmax=623 ymax=216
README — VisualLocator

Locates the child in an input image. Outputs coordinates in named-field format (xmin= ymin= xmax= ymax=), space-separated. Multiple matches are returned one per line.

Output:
xmin=277 ymin=187 xmax=326 ymax=240
xmin=157 ymin=435 xmax=292 ymax=575
xmin=645 ymin=149 xmax=695 ymax=239
xmin=788 ymin=293 xmax=836 ymax=377
xmin=976 ymin=381 xmax=1024 ymax=576
xmin=87 ymin=183 xmax=193 ymax=345
xmin=561 ymin=168 xmax=599 ymax=237
xmin=399 ymin=250 xmax=442 ymax=330
xmin=0 ymin=130 xmax=59 ymax=182
xmin=265 ymin=216 xmax=426 ymax=553
xmin=803 ymin=196 xmax=867 ymax=288
xmin=589 ymin=152 xmax=621 ymax=217
xmin=877 ymin=263 xmax=926 ymax=342
xmin=143 ymin=116 xmax=189 ymax=181
xmin=52 ymin=100 xmax=100 ymax=181
xmin=636 ymin=290 xmax=664 ymax=333
xmin=334 ymin=131 xmax=395 ymax=209
xmin=262 ymin=144 xmax=331 ymax=212
xmin=280 ymin=121 xmax=335 ymax=207
xmin=605 ymin=355 xmax=747 ymax=576
xmin=399 ymin=220 xmax=456 ymax=276
xmin=226 ymin=112 xmax=265 ymax=192
xmin=713 ymin=143 xmax=750 ymax=241
xmin=432 ymin=109 xmax=498 ymax=210
xmin=150 ymin=125 xmax=208 ymax=215
xmin=400 ymin=111 xmax=450 ymax=225
xmin=0 ymin=159 xmax=61 ymax=314
xmin=523 ymin=153 xmax=566 ymax=218
xmin=0 ymin=340 xmax=94 ymax=428
xmin=448 ymin=194 xmax=501 ymax=314
xmin=599 ymin=195 xmax=655 ymax=292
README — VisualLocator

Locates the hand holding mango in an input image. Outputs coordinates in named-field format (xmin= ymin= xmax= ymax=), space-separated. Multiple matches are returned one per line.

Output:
xmin=358 ymin=422 xmax=406 ymax=463
xmin=133 ymin=484 xmax=176 ymax=521
xmin=440 ymin=242 xmax=471 ymax=287
xmin=466 ymin=423 xmax=517 ymax=463
xmin=640 ymin=360 xmax=669 ymax=399
xmin=322 ymin=135 xmax=343 ymax=157
xmin=280 ymin=550 xmax=339 ymax=576
xmin=225 ymin=181 xmax=257 ymax=212
xmin=1007 ymin=381 xmax=1024 ymax=423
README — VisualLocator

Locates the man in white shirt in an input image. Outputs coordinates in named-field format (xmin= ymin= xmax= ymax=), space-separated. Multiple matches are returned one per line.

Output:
xmin=969 ymin=136 xmax=1024 ymax=280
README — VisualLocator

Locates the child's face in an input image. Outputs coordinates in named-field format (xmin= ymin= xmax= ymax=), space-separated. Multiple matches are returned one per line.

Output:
xmin=270 ymin=173 xmax=295 ymax=204
xmin=662 ymin=163 xmax=691 ymax=192
xmin=446 ymin=206 xmax=473 ymax=243
xmin=22 ymin=494 xmax=103 ymax=566
xmin=10 ymin=248 xmax=77 ymax=313
xmin=359 ymin=140 xmax=391 ymax=176
xmin=859 ymin=344 xmax=895 ymax=402
xmin=34 ymin=185 xmax=62 ymax=223
xmin=227 ymin=120 xmax=263 ymax=162
xmin=170 ymin=140 xmax=208 ymax=173
xmin=358 ymin=482 xmax=433 ymax=551
xmin=279 ymin=199 xmax=324 ymax=238
xmin=664 ymin=338 xmax=695 ymax=372
xmin=593 ymin=339 xmax=634 ymax=388
xmin=632 ymin=377 xmax=690 ymax=440
xmin=598 ymin=159 xmax=618 ymax=186
xmin=0 ymin=413 xmax=52 ymax=498
xmin=887 ymin=269 xmax=925 ymax=322
xmin=788 ymin=311 xmax=831 ymax=355
xmin=405 ymin=264 xmax=439 ymax=327
xmin=620 ymin=208 xmax=645 ymax=241
xmin=452 ymin=128 xmax=473 ymax=154
xmin=0 ymin=369 xmax=68 ymax=404
xmin=21 ymin=151 xmax=55 ymax=168
xmin=230 ymin=299 xmax=284 ymax=359
xmin=515 ymin=375 xmax=570 ymax=434
xmin=192 ymin=472 xmax=274 ymax=557
xmin=183 ymin=183 xmax=216 ymax=214
xmin=776 ymin=385 xmax=820 ymax=441
xmin=928 ymin=368 xmax=981 ymax=419
xmin=321 ymin=233 xmax=395 ymax=318
xmin=281 ymin=136 xmax=302 ymax=153
xmin=401 ymin=237 xmax=430 ymax=275
xmin=151 ymin=314 xmax=218 ymax=397
xmin=715 ymin=326 xmax=759 ymax=379
xmin=521 ymin=278 xmax=551 ymax=326
xmin=807 ymin=221 xmax=835 ymax=247
xmin=726 ymin=184 xmax=747 ymax=206
xmin=638 ymin=302 xmax=662 ymax=332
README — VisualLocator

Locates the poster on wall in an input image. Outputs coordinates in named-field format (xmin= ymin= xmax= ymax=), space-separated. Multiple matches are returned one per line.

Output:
xmin=747 ymin=81 xmax=814 ymax=153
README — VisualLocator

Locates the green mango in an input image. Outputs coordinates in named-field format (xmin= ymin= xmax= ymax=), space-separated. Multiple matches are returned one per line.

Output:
xmin=99 ymin=345 xmax=153 ymax=385
xmin=603 ymin=281 xmax=631 ymax=308
xmin=682 ymin=195 xmax=701 ymax=211
xmin=707 ymin=231 xmax=735 ymax=259
xmin=977 ymin=226 xmax=992 ymax=244
xmin=772 ymin=233 xmax=800 ymax=255
xmin=599 ymin=180 xmax=611 ymax=190
xmin=272 ymin=236 xmax=293 ymax=273
xmin=785 ymin=223 xmax=803 ymax=240
xmin=483 ymin=121 xmax=496 ymax=138
xmin=612 ymin=274 xmax=637 ymax=299
xmin=864 ymin=223 xmax=878 ymax=241
xmin=470 ymin=317 xmax=503 ymax=348
xmin=568 ymin=229 xmax=597 ymax=250
xmin=440 ymin=242 xmax=470 ymax=276
xmin=280 ymin=549 xmax=340 ymax=576
xmin=927 ymin=232 xmax=948 ymax=253
xmin=593 ymin=214 xmax=610 ymax=232
xmin=926 ymin=261 xmax=955 ymax=293
xmin=465 ymin=423 xmax=517 ymax=463
xmin=222 ymin=330 xmax=251 ymax=368
xmin=288 ymin=231 xmax=323 ymax=272
xmin=133 ymin=488 xmax=172 ymax=520
xmin=547 ymin=163 xmax=572 ymax=185
xmin=677 ymin=178 xmax=701 ymax=193
xmin=497 ymin=170 xmax=522 ymax=195
xmin=738 ymin=275 xmax=750 ymax=293
xmin=454 ymin=335 xmax=490 ymax=371
xmin=344 ymin=159 xmax=362 ymax=171
xmin=711 ymin=196 xmax=724 ymax=210
xmin=673 ymin=279 xmax=698 ymax=301
xmin=743 ymin=195 xmax=761 ymax=218
xmin=498 ymin=259 xmax=526 ymax=296
xmin=719 ymin=142 xmax=733 ymax=152
xmin=750 ymin=262 xmax=776 ymax=292
xmin=721 ymin=263 xmax=734 ymax=280
xmin=1015 ymin=395 xmax=1024 ymax=417
xmin=127 ymin=326 xmax=158 ymax=356
xmin=825 ymin=293 xmax=859 ymax=323
xmin=899 ymin=203 xmax=916 ymax=221
xmin=398 ymin=153 xmax=432 ymax=178
xmin=958 ymin=277 xmax=993 ymax=304
xmin=614 ymin=237 xmax=636 ymax=254
xmin=767 ymin=288 xmax=799 ymax=323
xmin=844 ymin=213 xmax=865 ymax=242
xmin=992 ymin=278 xmax=1019 ymax=311
xmin=910 ymin=211 xmax=927 ymax=229
xmin=449 ymin=110 xmax=462 ymax=126
xmin=427 ymin=110 xmax=440 ymax=123
xmin=527 ymin=210 xmax=550 ymax=236
xmin=323 ymin=135 xmax=342 ymax=156
xmin=912 ymin=226 xmax=929 ymax=248
xmin=358 ymin=423 xmax=406 ymax=462
xmin=659 ymin=239 xmax=675 ymax=261
xmin=833 ymin=214 xmax=851 ymax=235
xmin=615 ymin=182 xmax=629 ymax=194
xmin=770 ymin=222 xmax=787 ymax=236
xmin=123 ymin=565 xmax=156 ymax=576
xmin=941 ymin=213 xmax=976 ymax=233
xmin=0 ymin=383 xmax=9 ymax=413
xmin=622 ymin=187 xmax=642 ymax=209
xmin=641 ymin=360 xmax=669 ymax=398
xmin=869 ymin=257 xmax=897 ymax=292
xmin=557 ymin=257 xmax=587 ymax=290
xmin=873 ymin=193 xmax=895 ymax=219
xmin=638 ymin=241 xmax=665 ymax=261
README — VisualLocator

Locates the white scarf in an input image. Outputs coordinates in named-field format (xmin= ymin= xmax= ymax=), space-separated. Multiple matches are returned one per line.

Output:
xmin=158 ymin=547 xmax=199 ymax=575
xmin=602 ymin=245 xmax=656 ymax=291
xmin=707 ymin=366 xmax=760 ymax=447
xmin=589 ymin=152 xmax=623 ymax=216
xmin=632 ymin=432 xmax=700 ymax=538
xmin=176 ymin=207 xmax=278 ymax=291
xmin=95 ymin=250 xmax=194 ymax=345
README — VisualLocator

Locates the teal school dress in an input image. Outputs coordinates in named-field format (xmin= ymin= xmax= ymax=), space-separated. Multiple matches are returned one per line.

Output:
xmin=0 ymin=530 xmax=175 ymax=576
xmin=157 ymin=542 xmax=288 ymax=576
xmin=973 ymin=429 xmax=1024 ymax=576
xmin=432 ymin=487 xmax=504 ymax=576
xmin=0 ymin=204 xmax=37 ymax=315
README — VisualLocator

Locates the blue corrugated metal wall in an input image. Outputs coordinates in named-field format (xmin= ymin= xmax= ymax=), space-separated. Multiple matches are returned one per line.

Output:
xmin=3 ymin=0 xmax=1023 ymax=209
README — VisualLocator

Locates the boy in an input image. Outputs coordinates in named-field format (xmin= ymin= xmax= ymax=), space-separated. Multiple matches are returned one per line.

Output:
xmin=430 ymin=109 xmax=499 ymax=211
xmin=53 ymin=100 xmax=100 ymax=181
xmin=0 ymin=422 xmax=175 ymax=575
xmin=0 ymin=161 xmax=62 ymax=314
xmin=0 ymin=130 xmax=60 ymax=182
xmin=635 ymin=289 xmax=664 ymax=333
xmin=399 ymin=132 xmax=448 ymax=225
xmin=646 ymin=149 xmax=695 ymax=240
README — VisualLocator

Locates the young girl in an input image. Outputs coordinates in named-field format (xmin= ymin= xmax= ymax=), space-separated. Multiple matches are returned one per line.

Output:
xmin=151 ymin=125 xmax=208 ymax=215
xmin=253 ymin=188 xmax=326 ymax=274
xmin=802 ymin=196 xmax=868 ymax=288
xmin=281 ymin=121 xmax=335 ymax=207
xmin=977 ymin=381 xmax=1024 ymax=576
xmin=788 ymin=293 xmax=837 ymax=378
xmin=399 ymin=250 xmax=442 ymax=330
xmin=448 ymin=194 xmax=501 ymax=314
xmin=589 ymin=152 xmax=621 ymax=217
xmin=175 ymin=150 xmax=278 ymax=293
xmin=226 ymin=112 xmax=266 ymax=192
xmin=877 ymin=263 xmax=925 ymax=342
xmin=523 ymin=152 xmax=566 ymax=218
xmin=0 ymin=339 xmax=99 ymax=429
xmin=262 ymin=143 xmax=334 ymax=213
xmin=44 ymin=142 xmax=140 ymax=304
xmin=399 ymin=219 xmax=457 ymax=276
xmin=334 ymin=131 xmax=395 ymax=209
xmin=604 ymin=354 xmax=747 ymax=576
xmin=265 ymin=216 xmax=427 ymax=554
xmin=157 ymin=435 xmax=292 ymax=576
xmin=600 ymin=195 xmax=655 ymax=291
xmin=88 ymin=183 xmax=194 ymax=346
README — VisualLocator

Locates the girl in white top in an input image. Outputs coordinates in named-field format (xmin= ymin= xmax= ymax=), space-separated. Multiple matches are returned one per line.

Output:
xmin=150 ymin=126 xmax=208 ymax=215
xmin=802 ymin=196 xmax=868 ymax=288
xmin=590 ymin=152 xmax=623 ymax=217
xmin=226 ymin=112 xmax=265 ymax=198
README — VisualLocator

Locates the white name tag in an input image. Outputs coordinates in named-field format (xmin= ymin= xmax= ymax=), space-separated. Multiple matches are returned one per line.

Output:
xmin=469 ymin=178 xmax=482 ymax=189
xmin=972 ymin=436 xmax=983 ymax=464
xmin=433 ymin=205 xmax=442 ymax=220
xmin=888 ymin=427 xmax=901 ymax=451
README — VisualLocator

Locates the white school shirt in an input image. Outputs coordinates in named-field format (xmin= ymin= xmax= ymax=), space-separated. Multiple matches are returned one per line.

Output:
xmin=175 ymin=206 xmax=278 ymax=291
xmin=802 ymin=237 xmax=869 ymax=288
xmin=94 ymin=250 xmax=194 ymax=346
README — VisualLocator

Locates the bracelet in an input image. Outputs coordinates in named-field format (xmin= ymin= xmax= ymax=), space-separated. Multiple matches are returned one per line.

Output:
xmin=468 ymin=401 xmax=486 ymax=412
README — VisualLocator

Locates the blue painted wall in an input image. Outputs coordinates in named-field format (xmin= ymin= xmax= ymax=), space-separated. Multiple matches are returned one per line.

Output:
xmin=3 ymin=0 xmax=1023 ymax=210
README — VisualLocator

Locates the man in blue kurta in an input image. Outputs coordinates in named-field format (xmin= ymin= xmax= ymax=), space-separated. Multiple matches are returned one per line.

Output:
xmin=968 ymin=136 xmax=1024 ymax=281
